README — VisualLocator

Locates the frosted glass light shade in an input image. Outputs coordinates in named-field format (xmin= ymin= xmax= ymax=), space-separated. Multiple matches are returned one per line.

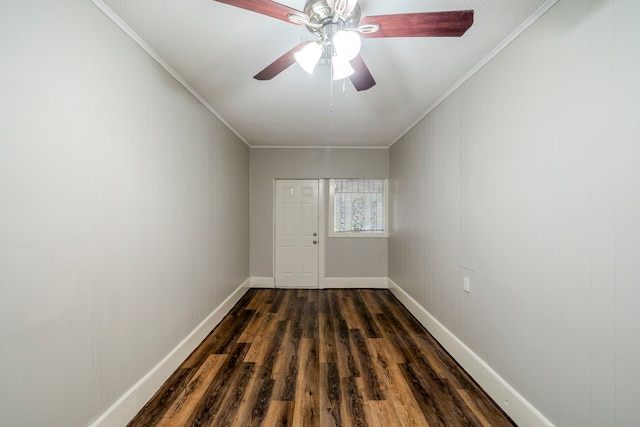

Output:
xmin=332 ymin=55 xmax=354 ymax=80
xmin=294 ymin=42 xmax=322 ymax=74
xmin=332 ymin=30 xmax=361 ymax=61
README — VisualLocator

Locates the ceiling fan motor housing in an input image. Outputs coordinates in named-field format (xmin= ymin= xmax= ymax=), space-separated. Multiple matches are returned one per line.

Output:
xmin=303 ymin=0 xmax=361 ymax=36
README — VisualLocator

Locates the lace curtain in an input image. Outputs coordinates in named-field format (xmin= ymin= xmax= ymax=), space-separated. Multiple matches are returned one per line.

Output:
xmin=334 ymin=179 xmax=384 ymax=232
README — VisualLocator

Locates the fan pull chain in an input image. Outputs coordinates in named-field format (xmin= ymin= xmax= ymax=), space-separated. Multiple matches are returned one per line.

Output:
xmin=330 ymin=59 xmax=334 ymax=112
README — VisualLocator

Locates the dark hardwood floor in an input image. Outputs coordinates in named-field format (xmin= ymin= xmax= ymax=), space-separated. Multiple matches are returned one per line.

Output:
xmin=128 ymin=289 xmax=515 ymax=426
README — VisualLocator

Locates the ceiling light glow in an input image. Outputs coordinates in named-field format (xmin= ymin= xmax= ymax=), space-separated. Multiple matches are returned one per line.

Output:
xmin=294 ymin=42 xmax=322 ymax=74
xmin=332 ymin=55 xmax=355 ymax=80
xmin=332 ymin=30 xmax=361 ymax=61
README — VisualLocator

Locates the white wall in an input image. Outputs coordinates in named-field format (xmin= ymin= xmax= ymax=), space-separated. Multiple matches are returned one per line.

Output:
xmin=250 ymin=147 xmax=389 ymax=280
xmin=0 ymin=1 xmax=249 ymax=426
xmin=389 ymin=0 xmax=640 ymax=425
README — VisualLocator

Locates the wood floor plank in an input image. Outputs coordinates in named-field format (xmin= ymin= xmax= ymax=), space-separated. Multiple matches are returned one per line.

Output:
xmin=456 ymin=387 xmax=515 ymax=427
xmin=458 ymin=389 xmax=494 ymax=427
xmin=328 ymin=291 xmax=360 ymax=380
xmin=319 ymin=289 xmax=330 ymax=314
xmin=130 ymin=289 xmax=515 ymax=427
xmin=350 ymin=328 xmax=384 ymax=400
xmin=243 ymin=312 xmax=280 ymax=362
xmin=302 ymin=297 xmax=319 ymax=339
xmin=351 ymin=290 xmax=382 ymax=338
xmin=319 ymin=362 xmax=342 ymax=427
xmin=342 ymin=374 xmax=367 ymax=427
xmin=127 ymin=367 xmax=195 ymax=427
xmin=247 ymin=377 xmax=275 ymax=426
xmin=258 ymin=320 xmax=287 ymax=380
xmin=275 ymin=289 xmax=297 ymax=321
xmin=292 ymin=337 xmax=320 ymax=426
xmin=260 ymin=400 xmax=294 ymax=427
xmin=318 ymin=313 xmax=334 ymax=365
xmin=369 ymin=340 xmax=430 ymax=427
xmin=190 ymin=343 xmax=250 ymax=426
xmin=228 ymin=288 xmax=260 ymax=315
xmin=237 ymin=321 xmax=288 ymax=426
xmin=156 ymin=354 xmax=227 ymax=427
xmin=236 ymin=308 xmax=270 ymax=343
xmin=211 ymin=361 xmax=256 ymax=426
xmin=338 ymin=292 xmax=364 ymax=331
xmin=194 ymin=307 xmax=254 ymax=361
xmin=273 ymin=322 xmax=302 ymax=401
xmin=375 ymin=293 xmax=506 ymax=425
xmin=373 ymin=292 xmax=448 ymax=375
xmin=365 ymin=400 xmax=403 ymax=427
xmin=399 ymin=361 xmax=454 ymax=427
xmin=358 ymin=288 xmax=386 ymax=315
xmin=227 ymin=369 xmax=261 ymax=427
xmin=401 ymin=361 xmax=483 ymax=427
xmin=269 ymin=288 xmax=288 ymax=313
xmin=243 ymin=287 xmax=270 ymax=311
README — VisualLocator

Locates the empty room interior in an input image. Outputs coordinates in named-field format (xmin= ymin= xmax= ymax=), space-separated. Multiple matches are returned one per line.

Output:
xmin=1 ymin=0 xmax=639 ymax=426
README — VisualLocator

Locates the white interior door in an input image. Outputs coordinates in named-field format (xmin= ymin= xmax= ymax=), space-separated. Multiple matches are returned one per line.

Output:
xmin=275 ymin=180 xmax=319 ymax=288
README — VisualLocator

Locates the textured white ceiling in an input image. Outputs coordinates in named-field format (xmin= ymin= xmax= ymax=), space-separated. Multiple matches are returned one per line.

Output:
xmin=97 ymin=0 xmax=551 ymax=147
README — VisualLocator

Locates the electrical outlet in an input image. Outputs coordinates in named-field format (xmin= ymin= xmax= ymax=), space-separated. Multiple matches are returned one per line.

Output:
xmin=463 ymin=277 xmax=471 ymax=293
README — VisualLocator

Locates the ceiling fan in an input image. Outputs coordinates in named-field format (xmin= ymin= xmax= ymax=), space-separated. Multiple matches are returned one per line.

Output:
xmin=213 ymin=0 xmax=474 ymax=91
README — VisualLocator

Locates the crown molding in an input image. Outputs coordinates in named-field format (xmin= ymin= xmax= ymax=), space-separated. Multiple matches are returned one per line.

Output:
xmin=388 ymin=0 xmax=560 ymax=148
xmin=90 ymin=0 xmax=251 ymax=148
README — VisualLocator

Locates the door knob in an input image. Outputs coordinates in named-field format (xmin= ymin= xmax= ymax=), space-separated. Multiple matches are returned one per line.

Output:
xmin=313 ymin=232 xmax=317 ymax=236
xmin=313 ymin=240 xmax=318 ymax=244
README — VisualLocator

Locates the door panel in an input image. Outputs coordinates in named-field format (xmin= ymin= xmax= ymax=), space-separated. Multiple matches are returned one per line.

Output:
xmin=275 ymin=180 xmax=319 ymax=288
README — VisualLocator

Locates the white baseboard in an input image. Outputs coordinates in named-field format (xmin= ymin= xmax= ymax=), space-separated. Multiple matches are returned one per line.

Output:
xmin=249 ymin=277 xmax=389 ymax=289
xmin=250 ymin=277 xmax=275 ymax=288
xmin=388 ymin=279 xmax=554 ymax=427
xmin=89 ymin=279 xmax=251 ymax=427
xmin=321 ymin=277 xmax=389 ymax=289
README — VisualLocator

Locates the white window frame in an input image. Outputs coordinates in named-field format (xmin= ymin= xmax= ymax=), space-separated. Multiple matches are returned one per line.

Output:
xmin=328 ymin=178 xmax=389 ymax=238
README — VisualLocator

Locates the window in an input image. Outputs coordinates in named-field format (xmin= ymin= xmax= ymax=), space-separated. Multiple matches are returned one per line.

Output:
xmin=329 ymin=178 xmax=388 ymax=238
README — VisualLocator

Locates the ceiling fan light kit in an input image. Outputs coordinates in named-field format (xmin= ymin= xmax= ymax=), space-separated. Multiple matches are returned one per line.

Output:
xmin=213 ymin=0 xmax=474 ymax=91
xmin=331 ymin=55 xmax=355 ymax=80
xmin=294 ymin=42 xmax=323 ymax=74
xmin=332 ymin=30 xmax=361 ymax=60
xmin=292 ymin=24 xmax=362 ymax=79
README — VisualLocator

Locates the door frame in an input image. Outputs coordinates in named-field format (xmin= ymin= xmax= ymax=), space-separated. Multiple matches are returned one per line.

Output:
xmin=272 ymin=179 xmax=325 ymax=289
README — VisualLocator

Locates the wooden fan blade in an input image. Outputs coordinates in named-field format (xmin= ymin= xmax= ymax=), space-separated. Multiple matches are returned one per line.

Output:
xmin=349 ymin=54 xmax=376 ymax=91
xmin=360 ymin=10 xmax=474 ymax=38
xmin=254 ymin=42 xmax=309 ymax=80
xmin=213 ymin=0 xmax=305 ymax=24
